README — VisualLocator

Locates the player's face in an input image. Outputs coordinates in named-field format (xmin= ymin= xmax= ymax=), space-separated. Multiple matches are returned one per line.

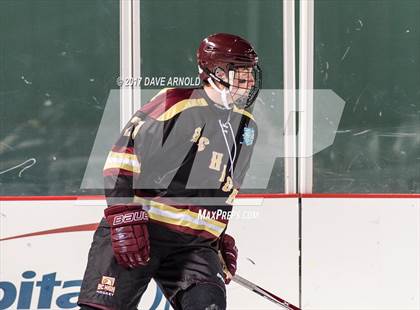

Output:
xmin=230 ymin=67 xmax=255 ymax=103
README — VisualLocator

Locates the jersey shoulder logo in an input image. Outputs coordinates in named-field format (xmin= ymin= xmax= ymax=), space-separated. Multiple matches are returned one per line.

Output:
xmin=241 ymin=126 xmax=255 ymax=146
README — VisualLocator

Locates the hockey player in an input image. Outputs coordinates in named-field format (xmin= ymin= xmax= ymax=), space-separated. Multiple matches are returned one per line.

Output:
xmin=78 ymin=33 xmax=261 ymax=310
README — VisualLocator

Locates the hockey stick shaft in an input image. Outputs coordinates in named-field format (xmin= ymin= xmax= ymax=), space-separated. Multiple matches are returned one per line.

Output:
xmin=218 ymin=251 xmax=300 ymax=309
xmin=232 ymin=274 xmax=301 ymax=310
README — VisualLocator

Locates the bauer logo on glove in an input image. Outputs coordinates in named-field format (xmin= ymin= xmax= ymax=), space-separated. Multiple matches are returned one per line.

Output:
xmin=112 ymin=210 xmax=149 ymax=225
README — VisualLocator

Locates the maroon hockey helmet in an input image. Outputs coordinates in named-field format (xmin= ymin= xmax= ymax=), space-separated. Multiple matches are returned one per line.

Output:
xmin=197 ymin=33 xmax=262 ymax=108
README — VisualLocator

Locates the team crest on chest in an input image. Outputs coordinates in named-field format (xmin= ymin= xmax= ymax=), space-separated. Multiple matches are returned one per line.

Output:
xmin=241 ymin=127 xmax=255 ymax=146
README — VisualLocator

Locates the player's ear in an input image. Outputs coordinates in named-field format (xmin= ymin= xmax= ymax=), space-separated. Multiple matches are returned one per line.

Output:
xmin=214 ymin=67 xmax=227 ymax=81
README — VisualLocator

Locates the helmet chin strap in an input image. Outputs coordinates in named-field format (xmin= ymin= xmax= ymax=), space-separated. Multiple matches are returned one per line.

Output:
xmin=207 ymin=77 xmax=233 ymax=110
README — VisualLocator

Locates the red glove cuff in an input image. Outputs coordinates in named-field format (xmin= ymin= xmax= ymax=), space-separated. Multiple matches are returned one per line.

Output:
xmin=104 ymin=204 xmax=149 ymax=227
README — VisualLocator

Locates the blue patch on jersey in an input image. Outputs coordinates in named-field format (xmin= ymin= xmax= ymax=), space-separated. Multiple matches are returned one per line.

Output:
xmin=241 ymin=127 xmax=255 ymax=146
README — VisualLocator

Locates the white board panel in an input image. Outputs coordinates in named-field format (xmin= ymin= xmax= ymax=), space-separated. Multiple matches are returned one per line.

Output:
xmin=301 ymin=198 xmax=420 ymax=310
